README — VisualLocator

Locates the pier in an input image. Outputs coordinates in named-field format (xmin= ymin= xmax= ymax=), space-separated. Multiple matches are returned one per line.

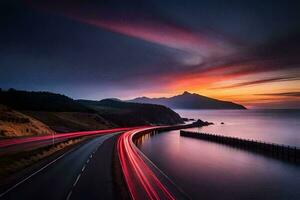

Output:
xmin=180 ymin=130 xmax=300 ymax=164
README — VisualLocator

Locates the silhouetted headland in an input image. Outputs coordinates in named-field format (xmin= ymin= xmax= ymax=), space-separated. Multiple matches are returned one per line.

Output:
xmin=130 ymin=91 xmax=246 ymax=109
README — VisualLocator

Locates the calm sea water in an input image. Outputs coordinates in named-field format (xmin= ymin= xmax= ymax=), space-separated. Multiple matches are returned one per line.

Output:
xmin=139 ymin=109 xmax=300 ymax=200
xmin=177 ymin=109 xmax=300 ymax=146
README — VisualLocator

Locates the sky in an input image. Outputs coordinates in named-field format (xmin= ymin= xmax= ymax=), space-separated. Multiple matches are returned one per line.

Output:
xmin=1 ymin=0 xmax=300 ymax=108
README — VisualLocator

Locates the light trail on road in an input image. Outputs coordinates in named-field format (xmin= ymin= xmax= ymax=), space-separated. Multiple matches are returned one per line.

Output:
xmin=0 ymin=127 xmax=142 ymax=148
xmin=118 ymin=127 xmax=176 ymax=200
xmin=0 ymin=133 xmax=120 ymax=199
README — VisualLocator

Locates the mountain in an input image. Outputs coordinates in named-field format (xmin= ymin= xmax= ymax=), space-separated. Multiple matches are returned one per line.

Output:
xmin=0 ymin=89 xmax=184 ymax=134
xmin=0 ymin=89 xmax=93 ymax=112
xmin=0 ymin=89 xmax=113 ymax=132
xmin=77 ymin=99 xmax=184 ymax=126
xmin=129 ymin=91 xmax=246 ymax=109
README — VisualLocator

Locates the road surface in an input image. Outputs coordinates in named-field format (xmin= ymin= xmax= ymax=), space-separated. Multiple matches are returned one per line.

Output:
xmin=0 ymin=132 xmax=120 ymax=200
xmin=118 ymin=127 xmax=188 ymax=200
xmin=0 ymin=127 xmax=139 ymax=148
xmin=0 ymin=127 xmax=143 ymax=156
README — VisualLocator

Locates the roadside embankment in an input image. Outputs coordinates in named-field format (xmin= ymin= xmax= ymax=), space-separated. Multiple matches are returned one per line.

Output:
xmin=0 ymin=137 xmax=86 ymax=182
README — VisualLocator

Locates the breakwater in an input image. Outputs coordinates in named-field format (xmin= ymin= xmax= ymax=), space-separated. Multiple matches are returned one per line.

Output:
xmin=180 ymin=130 xmax=300 ymax=164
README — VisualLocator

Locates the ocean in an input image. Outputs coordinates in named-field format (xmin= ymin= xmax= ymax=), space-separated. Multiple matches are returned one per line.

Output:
xmin=177 ymin=109 xmax=300 ymax=146
xmin=139 ymin=109 xmax=300 ymax=199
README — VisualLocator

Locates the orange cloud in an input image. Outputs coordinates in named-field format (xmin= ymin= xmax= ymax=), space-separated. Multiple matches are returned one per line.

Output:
xmin=27 ymin=0 xmax=300 ymax=108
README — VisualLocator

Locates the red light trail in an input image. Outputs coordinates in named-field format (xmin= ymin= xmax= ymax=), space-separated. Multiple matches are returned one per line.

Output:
xmin=1 ymin=126 xmax=185 ymax=199
xmin=118 ymin=127 xmax=176 ymax=200
xmin=0 ymin=127 xmax=142 ymax=148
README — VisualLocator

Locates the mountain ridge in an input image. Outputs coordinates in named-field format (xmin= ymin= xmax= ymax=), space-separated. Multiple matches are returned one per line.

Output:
xmin=77 ymin=99 xmax=183 ymax=126
xmin=0 ymin=89 xmax=184 ymax=134
xmin=129 ymin=91 xmax=246 ymax=109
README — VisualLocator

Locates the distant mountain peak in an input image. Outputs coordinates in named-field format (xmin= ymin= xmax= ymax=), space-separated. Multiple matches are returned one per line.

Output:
xmin=106 ymin=98 xmax=121 ymax=102
xmin=129 ymin=92 xmax=246 ymax=109
xmin=180 ymin=91 xmax=201 ymax=97
xmin=182 ymin=91 xmax=191 ymax=95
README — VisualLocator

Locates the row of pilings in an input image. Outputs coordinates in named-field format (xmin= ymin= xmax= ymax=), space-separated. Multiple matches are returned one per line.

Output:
xmin=180 ymin=130 xmax=300 ymax=164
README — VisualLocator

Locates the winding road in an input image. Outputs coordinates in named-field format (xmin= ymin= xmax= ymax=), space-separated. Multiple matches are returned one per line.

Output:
xmin=0 ymin=132 xmax=120 ymax=200
xmin=1 ymin=125 xmax=191 ymax=200
xmin=0 ymin=127 xmax=138 ymax=148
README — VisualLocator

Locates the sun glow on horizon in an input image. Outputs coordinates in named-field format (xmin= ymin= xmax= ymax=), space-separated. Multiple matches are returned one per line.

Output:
xmin=138 ymin=69 xmax=300 ymax=109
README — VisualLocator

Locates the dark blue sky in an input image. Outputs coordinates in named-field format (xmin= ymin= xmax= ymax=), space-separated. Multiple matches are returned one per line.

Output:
xmin=1 ymin=0 xmax=300 ymax=107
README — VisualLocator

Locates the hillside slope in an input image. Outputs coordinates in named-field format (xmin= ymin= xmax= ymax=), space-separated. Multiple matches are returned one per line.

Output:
xmin=0 ymin=89 xmax=184 ymax=134
xmin=130 ymin=91 xmax=246 ymax=109
xmin=0 ymin=89 xmax=92 ymax=112
xmin=0 ymin=89 xmax=113 ymax=132
xmin=77 ymin=99 xmax=184 ymax=126
xmin=24 ymin=111 xmax=115 ymax=133
xmin=0 ymin=105 xmax=54 ymax=137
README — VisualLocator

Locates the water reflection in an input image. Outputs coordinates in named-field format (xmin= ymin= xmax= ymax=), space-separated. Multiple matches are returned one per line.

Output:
xmin=140 ymin=130 xmax=300 ymax=200
xmin=135 ymin=130 xmax=159 ymax=147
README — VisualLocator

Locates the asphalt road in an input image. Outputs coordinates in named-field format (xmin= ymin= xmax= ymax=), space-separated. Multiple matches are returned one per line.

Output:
xmin=0 ymin=137 xmax=69 ymax=156
xmin=0 ymin=132 xmax=120 ymax=200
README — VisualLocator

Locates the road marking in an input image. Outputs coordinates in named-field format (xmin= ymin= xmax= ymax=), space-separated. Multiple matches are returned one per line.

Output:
xmin=73 ymin=174 xmax=81 ymax=187
xmin=86 ymin=159 xmax=90 ymax=164
xmin=81 ymin=165 xmax=86 ymax=172
xmin=66 ymin=190 xmax=72 ymax=200
xmin=1 ymin=131 xmax=120 ymax=199
xmin=90 ymin=154 xmax=93 ymax=158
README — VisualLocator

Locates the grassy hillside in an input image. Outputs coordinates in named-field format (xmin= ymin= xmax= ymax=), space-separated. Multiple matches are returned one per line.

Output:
xmin=0 ymin=89 xmax=184 ymax=134
xmin=24 ymin=111 xmax=115 ymax=132
xmin=78 ymin=99 xmax=184 ymax=126
xmin=0 ymin=105 xmax=54 ymax=137
xmin=0 ymin=89 xmax=113 ymax=133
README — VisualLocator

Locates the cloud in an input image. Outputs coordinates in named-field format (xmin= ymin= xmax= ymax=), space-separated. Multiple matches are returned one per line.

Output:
xmin=255 ymin=92 xmax=300 ymax=97
xmin=28 ymin=1 xmax=300 ymax=79
xmin=13 ymin=1 xmax=300 ymax=108
xmin=27 ymin=0 xmax=236 ymax=60
xmin=211 ymin=76 xmax=300 ymax=89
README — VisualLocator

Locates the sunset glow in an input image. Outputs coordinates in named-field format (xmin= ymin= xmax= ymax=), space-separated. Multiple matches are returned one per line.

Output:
xmin=1 ymin=2 xmax=300 ymax=200
xmin=1 ymin=0 xmax=299 ymax=108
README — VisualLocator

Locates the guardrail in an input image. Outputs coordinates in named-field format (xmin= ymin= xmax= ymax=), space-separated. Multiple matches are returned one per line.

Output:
xmin=180 ymin=130 xmax=300 ymax=164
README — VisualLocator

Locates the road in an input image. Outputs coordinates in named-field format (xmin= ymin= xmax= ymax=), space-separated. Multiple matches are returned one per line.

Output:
xmin=0 ymin=132 xmax=120 ymax=200
xmin=0 ymin=127 xmax=139 ymax=148
xmin=0 ymin=127 xmax=143 ymax=156
xmin=118 ymin=127 xmax=189 ymax=200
